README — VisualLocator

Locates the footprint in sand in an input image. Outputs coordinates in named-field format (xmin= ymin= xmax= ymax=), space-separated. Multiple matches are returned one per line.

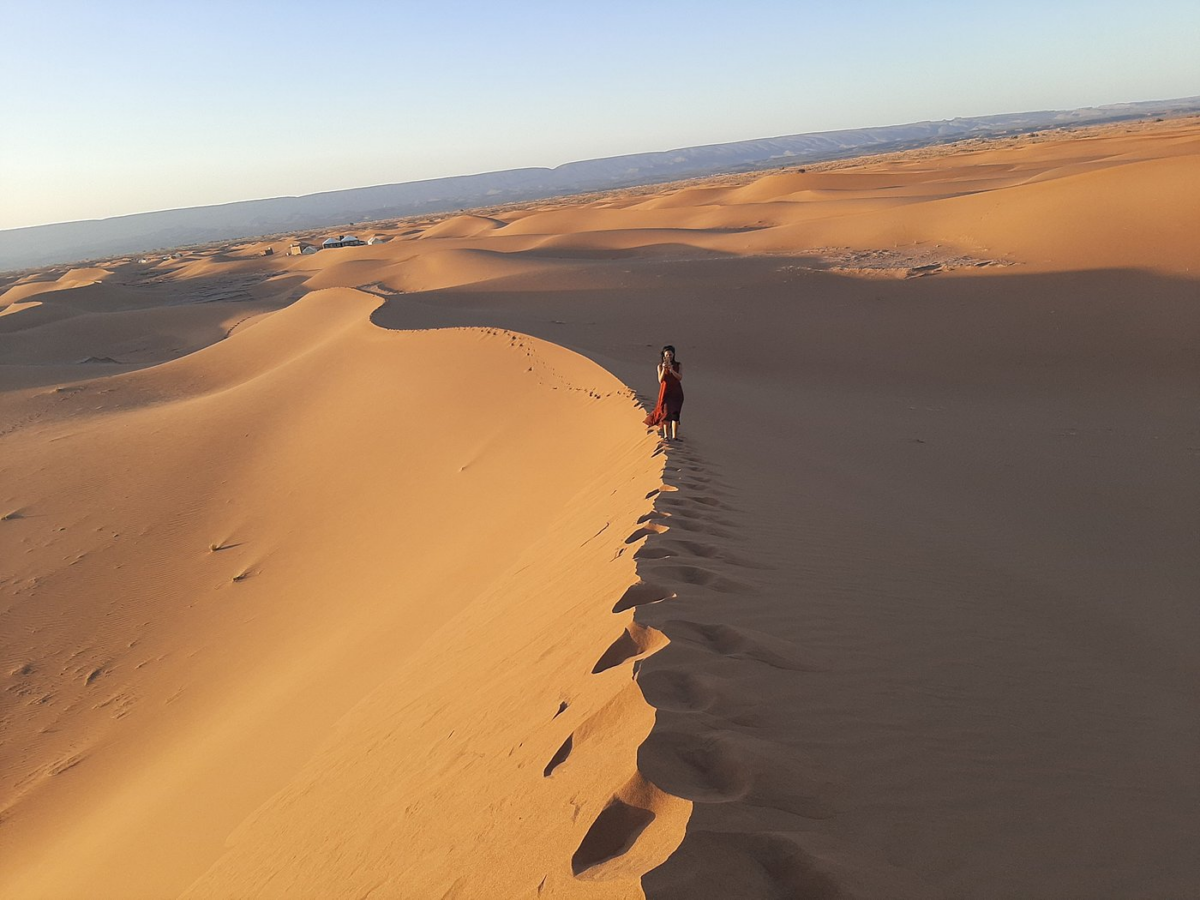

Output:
xmin=570 ymin=771 xmax=681 ymax=881
xmin=644 ymin=484 xmax=678 ymax=500
xmin=659 ymin=539 xmax=771 ymax=570
xmin=636 ymin=667 xmax=718 ymax=713
xmin=624 ymin=522 xmax=669 ymax=544
xmin=681 ymin=494 xmax=730 ymax=510
xmin=666 ymin=620 xmax=816 ymax=672
xmin=632 ymin=545 xmax=675 ymax=561
xmin=667 ymin=539 xmax=721 ymax=559
xmin=654 ymin=519 xmax=736 ymax=542
xmin=661 ymin=508 xmax=736 ymax=529
xmin=638 ymin=727 xmax=752 ymax=803
xmin=543 ymin=734 xmax=574 ymax=777
xmin=571 ymin=798 xmax=655 ymax=876
xmin=542 ymin=683 xmax=645 ymax=780
xmin=635 ymin=509 xmax=671 ymax=524
xmin=591 ymin=624 xmax=666 ymax=674
xmin=611 ymin=581 xmax=676 ymax=613
xmin=640 ymin=831 xmax=854 ymax=899
xmin=645 ymin=563 xmax=751 ymax=595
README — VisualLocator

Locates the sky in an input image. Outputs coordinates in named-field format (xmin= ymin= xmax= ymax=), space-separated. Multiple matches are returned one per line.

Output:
xmin=1 ymin=0 xmax=1197 ymax=231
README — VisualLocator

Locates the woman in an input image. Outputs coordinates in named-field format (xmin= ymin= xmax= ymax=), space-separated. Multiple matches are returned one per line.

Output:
xmin=644 ymin=345 xmax=684 ymax=441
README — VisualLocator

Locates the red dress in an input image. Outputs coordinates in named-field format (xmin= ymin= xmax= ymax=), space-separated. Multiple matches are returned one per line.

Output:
xmin=644 ymin=364 xmax=684 ymax=427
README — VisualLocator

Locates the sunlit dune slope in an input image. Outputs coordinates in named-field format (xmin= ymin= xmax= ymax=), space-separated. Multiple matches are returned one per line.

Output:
xmin=737 ymin=150 xmax=1200 ymax=272
xmin=427 ymin=120 xmax=1196 ymax=275
xmin=0 ymin=268 xmax=113 ymax=306
xmin=418 ymin=213 xmax=507 ymax=239
xmin=0 ymin=289 xmax=683 ymax=898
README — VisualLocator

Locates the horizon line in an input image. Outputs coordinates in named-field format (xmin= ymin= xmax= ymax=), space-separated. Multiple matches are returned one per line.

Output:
xmin=5 ymin=92 xmax=1198 ymax=235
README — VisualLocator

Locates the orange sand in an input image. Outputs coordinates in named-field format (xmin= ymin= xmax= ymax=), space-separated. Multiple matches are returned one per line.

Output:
xmin=2 ymin=116 xmax=1198 ymax=898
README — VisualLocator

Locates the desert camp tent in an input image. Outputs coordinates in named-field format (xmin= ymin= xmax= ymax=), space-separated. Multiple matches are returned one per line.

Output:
xmin=322 ymin=235 xmax=365 ymax=249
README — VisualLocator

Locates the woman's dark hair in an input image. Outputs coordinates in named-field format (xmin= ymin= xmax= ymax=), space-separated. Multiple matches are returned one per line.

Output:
xmin=662 ymin=345 xmax=676 ymax=357
xmin=661 ymin=345 xmax=679 ymax=367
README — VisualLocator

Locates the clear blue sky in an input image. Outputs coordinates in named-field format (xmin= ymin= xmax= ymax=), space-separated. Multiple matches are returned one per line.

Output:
xmin=1 ymin=0 xmax=1197 ymax=230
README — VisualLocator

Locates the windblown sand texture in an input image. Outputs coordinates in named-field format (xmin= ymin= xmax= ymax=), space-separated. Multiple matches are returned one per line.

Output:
xmin=2 ymin=117 xmax=1198 ymax=898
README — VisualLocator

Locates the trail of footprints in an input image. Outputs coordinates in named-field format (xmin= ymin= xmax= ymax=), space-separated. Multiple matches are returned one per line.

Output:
xmin=545 ymin=437 xmax=812 ymax=883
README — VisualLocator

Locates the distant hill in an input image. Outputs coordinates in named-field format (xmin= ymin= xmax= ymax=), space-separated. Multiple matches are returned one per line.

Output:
xmin=3 ymin=96 xmax=1198 ymax=271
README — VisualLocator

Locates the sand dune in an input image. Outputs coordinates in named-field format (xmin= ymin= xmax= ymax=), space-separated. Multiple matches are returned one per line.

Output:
xmin=0 ymin=267 xmax=113 ymax=307
xmin=371 ymin=247 xmax=568 ymax=293
xmin=736 ymin=151 xmax=1200 ymax=273
xmin=419 ymin=213 xmax=507 ymax=239
xmin=1 ymin=288 xmax=683 ymax=898
xmin=1 ymin=116 xmax=1197 ymax=898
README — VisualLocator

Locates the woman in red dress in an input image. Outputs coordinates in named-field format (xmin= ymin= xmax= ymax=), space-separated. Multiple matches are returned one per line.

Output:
xmin=644 ymin=345 xmax=684 ymax=441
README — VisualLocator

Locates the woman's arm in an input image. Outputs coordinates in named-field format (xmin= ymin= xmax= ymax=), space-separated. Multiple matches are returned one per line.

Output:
xmin=673 ymin=363 xmax=682 ymax=382
xmin=657 ymin=363 xmax=666 ymax=383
